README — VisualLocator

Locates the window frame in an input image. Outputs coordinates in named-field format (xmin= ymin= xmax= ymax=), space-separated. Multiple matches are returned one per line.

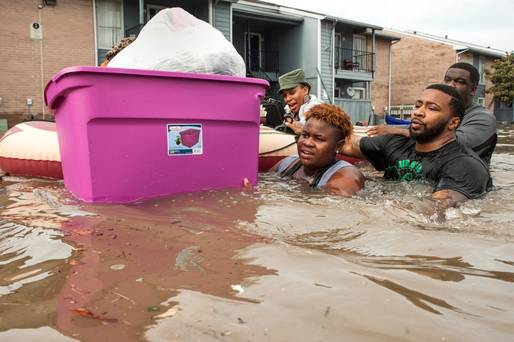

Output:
xmin=243 ymin=32 xmax=263 ymax=72
xmin=351 ymin=86 xmax=366 ymax=100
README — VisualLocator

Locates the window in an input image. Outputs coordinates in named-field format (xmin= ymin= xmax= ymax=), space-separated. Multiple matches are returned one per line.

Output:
xmin=334 ymin=88 xmax=341 ymax=98
xmin=352 ymin=34 xmax=367 ymax=70
xmin=96 ymin=0 xmax=123 ymax=50
xmin=477 ymin=97 xmax=485 ymax=106
xmin=353 ymin=34 xmax=366 ymax=52
xmin=244 ymin=32 xmax=262 ymax=72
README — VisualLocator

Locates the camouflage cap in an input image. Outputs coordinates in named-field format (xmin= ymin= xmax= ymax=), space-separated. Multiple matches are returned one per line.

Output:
xmin=278 ymin=68 xmax=310 ymax=93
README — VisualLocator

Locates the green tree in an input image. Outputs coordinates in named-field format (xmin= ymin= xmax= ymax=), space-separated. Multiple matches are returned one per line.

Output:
xmin=486 ymin=53 xmax=514 ymax=103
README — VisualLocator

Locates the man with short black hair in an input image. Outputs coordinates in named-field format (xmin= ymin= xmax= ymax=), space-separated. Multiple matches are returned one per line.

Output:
xmin=368 ymin=63 xmax=497 ymax=165
xmin=443 ymin=62 xmax=497 ymax=165
xmin=343 ymin=84 xmax=491 ymax=207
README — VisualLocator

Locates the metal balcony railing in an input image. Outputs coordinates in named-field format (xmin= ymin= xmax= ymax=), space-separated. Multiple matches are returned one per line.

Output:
xmin=389 ymin=105 xmax=415 ymax=120
xmin=334 ymin=48 xmax=374 ymax=73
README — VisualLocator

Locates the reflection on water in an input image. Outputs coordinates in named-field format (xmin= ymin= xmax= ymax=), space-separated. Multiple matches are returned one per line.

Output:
xmin=1 ymin=124 xmax=514 ymax=341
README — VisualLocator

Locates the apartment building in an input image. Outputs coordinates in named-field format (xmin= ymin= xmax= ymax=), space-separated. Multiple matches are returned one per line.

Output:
xmin=2 ymin=0 xmax=398 ymax=130
xmin=383 ymin=29 xmax=507 ymax=118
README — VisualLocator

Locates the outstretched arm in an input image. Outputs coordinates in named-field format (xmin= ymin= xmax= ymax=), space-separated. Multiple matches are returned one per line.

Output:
xmin=400 ymin=190 xmax=468 ymax=223
xmin=366 ymin=125 xmax=409 ymax=138
xmin=340 ymin=134 xmax=367 ymax=160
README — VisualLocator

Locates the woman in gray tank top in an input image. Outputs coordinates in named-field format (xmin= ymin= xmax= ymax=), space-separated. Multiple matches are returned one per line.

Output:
xmin=272 ymin=104 xmax=364 ymax=197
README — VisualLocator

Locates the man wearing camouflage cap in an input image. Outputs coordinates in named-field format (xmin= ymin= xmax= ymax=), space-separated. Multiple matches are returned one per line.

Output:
xmin=279 ymin=68 xmax=322 ymax=134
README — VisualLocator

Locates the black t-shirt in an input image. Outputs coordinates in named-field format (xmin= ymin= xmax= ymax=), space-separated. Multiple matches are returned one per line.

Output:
xmin=360 ymin=135 xmax=491 ymax=199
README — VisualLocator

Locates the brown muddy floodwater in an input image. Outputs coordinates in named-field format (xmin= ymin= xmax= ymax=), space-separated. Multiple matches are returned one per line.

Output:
xmin=1 ymin=125 xmax=514 ymax=342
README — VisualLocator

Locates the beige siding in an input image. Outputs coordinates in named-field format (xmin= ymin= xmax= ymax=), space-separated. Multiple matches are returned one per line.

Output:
xmin=371 ymin=38 xmax=393 ymax=116
xmin=390 ymin=35 xmax=455 ymax=107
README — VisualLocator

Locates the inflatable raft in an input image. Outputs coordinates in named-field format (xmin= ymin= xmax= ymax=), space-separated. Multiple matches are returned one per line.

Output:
xmin=0 ymin=122 xmax=363 ymax=178
xmin=258 ymin=126 xmax=298 ymax=171
xmin=0 ymin=121 xmax=62 ymax=178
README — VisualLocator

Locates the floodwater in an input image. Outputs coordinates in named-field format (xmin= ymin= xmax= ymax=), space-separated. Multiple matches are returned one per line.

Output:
xmin=1 ymin=125 xmax=514 ymax=342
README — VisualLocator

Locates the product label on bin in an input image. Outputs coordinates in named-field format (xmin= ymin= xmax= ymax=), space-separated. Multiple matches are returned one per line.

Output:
xmin=167 ymin=124 xmax=203 ymax=156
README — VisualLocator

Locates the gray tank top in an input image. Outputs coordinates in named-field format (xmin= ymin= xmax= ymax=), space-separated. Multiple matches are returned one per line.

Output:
xmin=276 ymin=155 xmax=353 ymax=188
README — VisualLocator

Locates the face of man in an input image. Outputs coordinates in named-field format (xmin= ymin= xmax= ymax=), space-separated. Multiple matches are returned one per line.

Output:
xmin=443 ymin=68 xmax=476 ymax=107
xmin=297 ymin=118 xmax=342 ymax=173
xmin=281 ymin=84 xmax=309 ymax=114
xmin=409 ymin=89 xmax=460 ymax=143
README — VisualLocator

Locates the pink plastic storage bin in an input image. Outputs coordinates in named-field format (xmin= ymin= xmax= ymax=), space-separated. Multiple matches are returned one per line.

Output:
xmin=44 ymin=66 xmax=268 ymax=203
xmin=180 ymin=128 xmax=200 ymax=148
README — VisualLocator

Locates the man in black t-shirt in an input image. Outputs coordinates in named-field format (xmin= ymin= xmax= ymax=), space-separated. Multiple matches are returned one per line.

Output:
xmin=367 ymin=63 xmax=497 ymax=166
xmin=342 ymin=84 xmax=491 ymax=206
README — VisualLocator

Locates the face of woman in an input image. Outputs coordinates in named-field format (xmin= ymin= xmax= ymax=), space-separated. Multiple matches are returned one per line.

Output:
xmin=297 ymin=118 xmax=343 ymax=174
xmin=281 ymin=85 xmax=309 ymax=114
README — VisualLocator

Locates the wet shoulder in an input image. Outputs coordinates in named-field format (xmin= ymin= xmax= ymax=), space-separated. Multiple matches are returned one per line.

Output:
xmin=438 ymin=142 xmax=491 ymax=196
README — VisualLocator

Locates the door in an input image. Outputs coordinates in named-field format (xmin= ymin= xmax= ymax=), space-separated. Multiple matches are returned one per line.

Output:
xmin=244 ymin=33 xmax=262 ymax=72
xmin=352 ymin=34 xmax=367 ymax=71
xmin=96 ymin=0 xmax=123 ymax=64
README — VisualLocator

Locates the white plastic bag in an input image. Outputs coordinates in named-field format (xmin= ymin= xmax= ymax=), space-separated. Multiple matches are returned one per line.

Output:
xmin=108 ymin=7 xmax=246 ymax=77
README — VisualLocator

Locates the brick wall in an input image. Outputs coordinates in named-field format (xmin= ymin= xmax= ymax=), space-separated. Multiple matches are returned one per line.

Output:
xmin=390 ymin=34 xmax=456 ymax=107
xmin=371 ymin=38 xmax=393 ymax=116
xmin=0 ymin=0 xmax=95 ymax=127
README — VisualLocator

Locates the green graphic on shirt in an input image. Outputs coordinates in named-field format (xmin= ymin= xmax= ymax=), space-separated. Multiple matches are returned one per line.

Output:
xmin=385 ymin=159 xmax=423 ymax=181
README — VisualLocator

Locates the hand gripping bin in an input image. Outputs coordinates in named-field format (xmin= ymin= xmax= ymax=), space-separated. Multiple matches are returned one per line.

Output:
xmin=44 ymin=67 xmax=268 ymax=203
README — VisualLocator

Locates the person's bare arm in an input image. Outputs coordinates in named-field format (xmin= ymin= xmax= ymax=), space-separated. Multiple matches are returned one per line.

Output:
xmin=340 ymin=134 xmax=367 ymax=159
xmin=399 ymin=189 xmax=468 ymax=222
xmin=431 ymin=189 xmax=468 ymax=208
xmin=243 ymin=177 xmax=253 ymax=189
xmin=284 ymin=121 xmax=304 ymax=135
xmin=366 ymin=125 xmax=409 ymax=138
xmin=325 ymin=167 xmax=365 ymax=197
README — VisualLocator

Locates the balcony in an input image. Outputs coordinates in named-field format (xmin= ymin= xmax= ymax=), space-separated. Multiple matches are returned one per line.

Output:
xmin=334 ymin=48 xmax=374 ymax=81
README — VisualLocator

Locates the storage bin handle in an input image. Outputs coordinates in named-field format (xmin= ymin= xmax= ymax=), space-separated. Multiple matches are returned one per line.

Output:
xmin=45 ymin=78 xmax=91 ymax=110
